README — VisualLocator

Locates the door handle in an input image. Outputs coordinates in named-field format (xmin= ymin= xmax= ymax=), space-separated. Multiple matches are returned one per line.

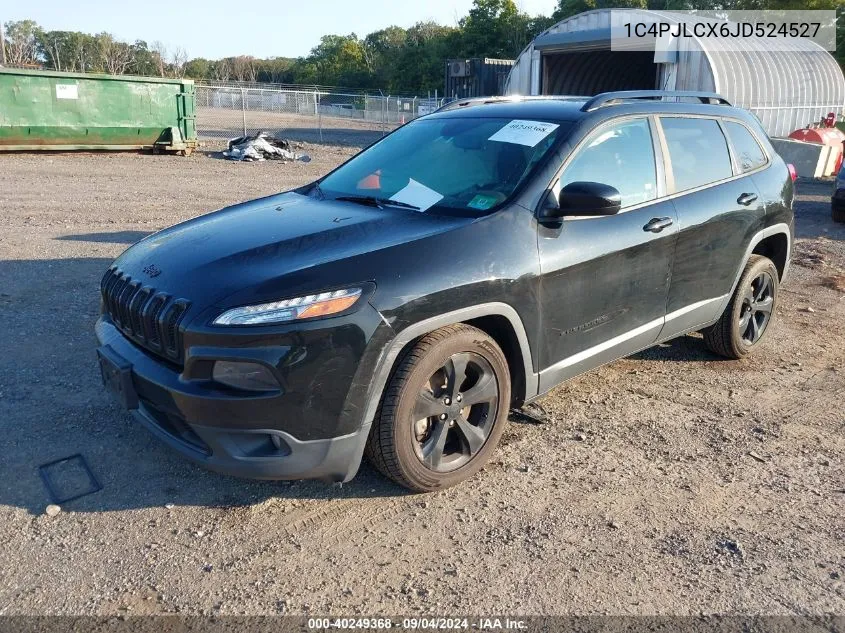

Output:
xmin=643 ymin=217 xmax=674 ymax=233
xmin=737 ymin=192 xmax=758 ymax=206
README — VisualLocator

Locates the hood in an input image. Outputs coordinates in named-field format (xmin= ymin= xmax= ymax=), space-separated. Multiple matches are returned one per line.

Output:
xmin=112 ymin=192 xmax=467 ymax=309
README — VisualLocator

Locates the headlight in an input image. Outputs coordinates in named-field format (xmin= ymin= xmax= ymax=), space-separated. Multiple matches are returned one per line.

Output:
xmin=213 ymin=287 xmax=362 ymax=326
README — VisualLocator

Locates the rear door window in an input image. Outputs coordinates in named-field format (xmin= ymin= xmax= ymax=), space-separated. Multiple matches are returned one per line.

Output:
xmin=724 ymin=121 xmax=768 ymax=172
xmin=559 ymin=117 xmax=657 ymax=208
xmin=660 ymin=117 xmax=733 ymax=192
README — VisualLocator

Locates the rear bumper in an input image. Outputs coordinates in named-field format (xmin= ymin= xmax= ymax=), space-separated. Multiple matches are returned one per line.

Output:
xmin=95 ymin=317 xmax=371 ymax=482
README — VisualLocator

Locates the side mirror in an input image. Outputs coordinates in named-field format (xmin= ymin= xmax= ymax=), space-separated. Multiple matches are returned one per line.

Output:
xmin=540 ymin=181 xmax=622 ymax=220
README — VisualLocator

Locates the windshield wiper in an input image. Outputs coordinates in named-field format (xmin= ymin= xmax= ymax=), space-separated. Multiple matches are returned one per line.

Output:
xmin=334 ymin=195 xmax=420 ymax=211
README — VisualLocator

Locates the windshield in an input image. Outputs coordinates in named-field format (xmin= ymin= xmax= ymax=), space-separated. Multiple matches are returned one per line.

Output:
xmin=317 ymin=117 xmax=568 ymax=215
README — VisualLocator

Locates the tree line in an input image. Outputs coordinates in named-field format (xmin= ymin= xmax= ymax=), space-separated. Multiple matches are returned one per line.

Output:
xmin=2 ymin=0 xmax=842 ymax=95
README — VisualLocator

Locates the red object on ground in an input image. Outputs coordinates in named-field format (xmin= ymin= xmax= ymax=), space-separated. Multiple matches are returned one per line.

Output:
xmin=789 ymin=127 xmax=844 ymax=145
xmin=789 ymin=127 xmax=845 ymax=176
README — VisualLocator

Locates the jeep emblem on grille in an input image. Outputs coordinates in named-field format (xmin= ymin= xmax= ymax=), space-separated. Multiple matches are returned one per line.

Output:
xmin=142 ymin=264 xmax=162 ymax=278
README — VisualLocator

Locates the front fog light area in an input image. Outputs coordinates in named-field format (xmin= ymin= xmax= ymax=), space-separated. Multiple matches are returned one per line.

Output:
xmin=212 ymin=361 xmax=280 ymax=392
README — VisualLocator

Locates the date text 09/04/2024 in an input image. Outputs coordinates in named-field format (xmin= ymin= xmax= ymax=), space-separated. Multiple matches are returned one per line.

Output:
xmin=306 ymin=617 xmax=528 ymax=630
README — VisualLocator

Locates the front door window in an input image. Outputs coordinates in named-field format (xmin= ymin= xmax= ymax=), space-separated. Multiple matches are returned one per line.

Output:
xmin=559 ymin=118 xmax=657 ymax=209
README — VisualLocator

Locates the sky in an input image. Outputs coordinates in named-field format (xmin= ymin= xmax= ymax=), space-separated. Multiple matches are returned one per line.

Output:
xmin=2 ymin=0 xmax=559 ymax=60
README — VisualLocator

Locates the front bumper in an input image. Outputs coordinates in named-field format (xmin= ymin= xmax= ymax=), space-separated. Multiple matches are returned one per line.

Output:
xmin=95 ymin=316 xmax=378 ymax=482
xmin=132 ymin=405 xmax=367 ymax=481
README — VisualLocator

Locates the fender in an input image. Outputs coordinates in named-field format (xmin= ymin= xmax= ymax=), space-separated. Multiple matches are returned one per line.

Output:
xmin=337 ymin=303 xmax=537 ymax=482
xmin=360 ymin=302 xmax=537 ymax=427
xmin=712 ymin=222 xmax=792 ymax=317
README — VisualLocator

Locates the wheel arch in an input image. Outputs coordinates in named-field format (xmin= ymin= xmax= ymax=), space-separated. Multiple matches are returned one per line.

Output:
xmin=361 ymin=304 xmax=537 ymax=431
xmin=752 ymin=232 xmax=789 ymax=280
xmin=464 ymin=314 xmax=528 ymax=407
xmin=713 ymin=223 xmax=792 ymax=317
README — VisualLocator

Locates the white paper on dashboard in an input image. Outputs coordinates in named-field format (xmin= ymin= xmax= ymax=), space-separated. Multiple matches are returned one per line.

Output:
xmin=489 ymin=119 xmax=559 ymax=147
xmin=389 ymin=179 xmax=444 ymax=212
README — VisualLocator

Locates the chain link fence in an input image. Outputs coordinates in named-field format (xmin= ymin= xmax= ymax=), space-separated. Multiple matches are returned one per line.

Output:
xmin=195 ymin=82 xmax=445 ymax=147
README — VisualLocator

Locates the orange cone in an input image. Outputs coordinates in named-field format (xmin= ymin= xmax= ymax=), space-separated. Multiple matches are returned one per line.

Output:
xmin=358 ymin=170 xmax=381 ymax=190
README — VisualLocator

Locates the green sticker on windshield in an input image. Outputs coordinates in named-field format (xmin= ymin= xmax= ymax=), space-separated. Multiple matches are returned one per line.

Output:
xmin=468 ymin=194 xmax=499 ymax=211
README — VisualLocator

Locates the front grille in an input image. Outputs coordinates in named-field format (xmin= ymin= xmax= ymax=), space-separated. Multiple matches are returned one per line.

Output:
xmin=100 ymin=267 xmax=191 ymax=362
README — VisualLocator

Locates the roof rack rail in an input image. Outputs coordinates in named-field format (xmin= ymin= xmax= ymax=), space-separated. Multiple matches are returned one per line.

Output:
xmin=434 ymin=94 xmax=590 ymax=113
xmin=435 ymin=95 xmax=523 ymax=113
xmin=581 ymin=90 xmax=731 ymax=112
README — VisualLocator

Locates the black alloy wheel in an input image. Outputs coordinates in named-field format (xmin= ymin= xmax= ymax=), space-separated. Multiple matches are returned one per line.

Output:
xmin=365 ymin=324 xmax=511 ymax=492
xmin=704 ymin=254 xmax=780 ymax=359
xmin=737 ymin=271 xmax=775 ymax=345
xmin=411 ymin=352 xmax=499 ymax=473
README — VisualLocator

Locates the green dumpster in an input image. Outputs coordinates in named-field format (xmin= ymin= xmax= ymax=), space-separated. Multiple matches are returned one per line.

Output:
xmin=0 ymin=68 xmax=197 ymax=153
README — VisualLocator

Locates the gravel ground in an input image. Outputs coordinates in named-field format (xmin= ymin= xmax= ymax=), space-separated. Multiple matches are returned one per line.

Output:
xmin=0 ymin=149 xmax=843 ymax=616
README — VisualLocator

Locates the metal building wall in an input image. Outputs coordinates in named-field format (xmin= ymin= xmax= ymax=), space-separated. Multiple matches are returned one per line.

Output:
xmin=506 ymin=9 xmax=639 ymax=96
xmin=661 ymin=35 xmax=716 ymax=93
xmin=507 ymin=8 xmax=845 ymax=138
xmin=702 ymin=38 xmax=845 ymax=137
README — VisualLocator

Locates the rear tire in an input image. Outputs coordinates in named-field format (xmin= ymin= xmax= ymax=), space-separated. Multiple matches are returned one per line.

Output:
xmin=833 ymin=205 xmax=845 ymax=223
xmin=703 ymin=254 xmax=779 ymax=359
xmin=365 ymin=324 xmax=510 ymax=492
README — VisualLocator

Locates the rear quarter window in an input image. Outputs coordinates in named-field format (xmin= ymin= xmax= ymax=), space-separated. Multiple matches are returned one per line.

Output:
xmin=661 ymin=117 xmax=733 ymax=192
xmin=724 ymin=121 xmax=768 ymax=172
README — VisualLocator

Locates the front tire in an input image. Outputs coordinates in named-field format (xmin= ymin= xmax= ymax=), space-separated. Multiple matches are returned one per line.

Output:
xmin=833 ymin=205 xmax=845 ymax=223
xmin=365 ymin=324 xmax=511 ymax=492
xmin=703 ymin=254 xmax=779 ymax=359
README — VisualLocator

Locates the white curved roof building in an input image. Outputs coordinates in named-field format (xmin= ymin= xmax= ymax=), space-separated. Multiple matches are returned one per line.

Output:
xmin=506 ymin=9 xmax=845 ymax=137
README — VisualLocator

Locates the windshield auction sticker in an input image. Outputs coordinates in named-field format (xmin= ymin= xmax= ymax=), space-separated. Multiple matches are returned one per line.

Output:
xmin=489 ymin=120 xmax=559 ymax=147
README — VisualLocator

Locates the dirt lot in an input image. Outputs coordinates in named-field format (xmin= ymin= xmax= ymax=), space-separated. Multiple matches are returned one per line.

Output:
xmin=0 ymin=148 xmax=843 ymax=616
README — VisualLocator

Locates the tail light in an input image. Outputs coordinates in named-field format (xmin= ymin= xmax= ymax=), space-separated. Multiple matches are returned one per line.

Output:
xmin=786 ymin=163 xmax=797 ymax=182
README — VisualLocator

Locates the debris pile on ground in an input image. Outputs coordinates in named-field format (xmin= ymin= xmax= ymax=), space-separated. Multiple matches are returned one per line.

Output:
xmin=223 ymin=132 xmax=311 ymax=162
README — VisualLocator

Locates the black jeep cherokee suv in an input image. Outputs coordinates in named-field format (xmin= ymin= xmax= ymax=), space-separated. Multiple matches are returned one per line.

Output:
xmin=96 ymin=90 xmax=794 ymax=492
